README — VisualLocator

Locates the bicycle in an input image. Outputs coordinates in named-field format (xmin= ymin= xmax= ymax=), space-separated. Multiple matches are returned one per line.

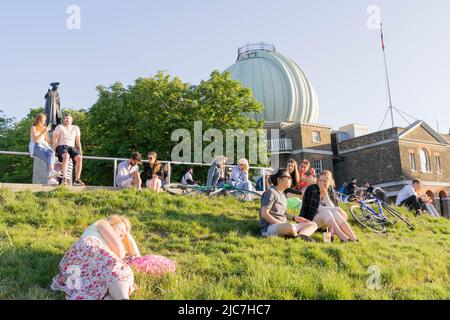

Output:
xmin=348 ymin=193 xmax=415 ymax=233
xmin=163 ymin=182 xmax=262 ymax=201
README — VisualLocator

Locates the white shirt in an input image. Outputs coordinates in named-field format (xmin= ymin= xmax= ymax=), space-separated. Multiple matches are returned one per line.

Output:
xmin=54 ymin=124 xmax=81 ymax=147
xmin=181 ymin=172 xmax=193 ymax=185
xmin=396 ymin=185 xmax=417 ymax=206
xmin=29 ymin=126 xmax=50 ymax=156
xmin=116 ymin=160 xmax=139 ymax=184
xmin=81 ymin=223 xmax=108 ymax=246
xmin=230 ymin=166 xmax=248 ymax=183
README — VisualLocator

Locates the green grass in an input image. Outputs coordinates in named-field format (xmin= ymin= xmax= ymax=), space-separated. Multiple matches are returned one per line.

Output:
xmin=0 ymin=188 xmax=449 ymax=300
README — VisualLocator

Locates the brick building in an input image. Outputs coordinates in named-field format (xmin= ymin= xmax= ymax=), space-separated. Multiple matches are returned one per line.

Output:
xmin=332 ymin=121 xmax=450 ymax=217
xmin=224 ymin=43 xmax=449 ymax=218
xmin=265 ymin=122 xmax=334 ymax=175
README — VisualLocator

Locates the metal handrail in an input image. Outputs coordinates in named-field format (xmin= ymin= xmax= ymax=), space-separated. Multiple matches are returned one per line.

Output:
xmin=0 ymin=150 xmax=274 ymax=191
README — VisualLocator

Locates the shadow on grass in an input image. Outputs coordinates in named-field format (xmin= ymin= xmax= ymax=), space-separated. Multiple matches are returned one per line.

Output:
xmin=0 ymin=247 xmax=64 ymax=300
xmin=147 ymin=209 xmax=261 ymax=237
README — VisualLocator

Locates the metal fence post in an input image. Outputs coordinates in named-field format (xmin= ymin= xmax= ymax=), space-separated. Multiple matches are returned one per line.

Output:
xmin=167 ymin=162 xmax=171 ymax=184
xmin=0 ymin=150 xmax=273 ymax=189
xmin=262 ymin=168 xmax=266 ymax=192
xmin=113 ymin=159 xmax=117 ymax=187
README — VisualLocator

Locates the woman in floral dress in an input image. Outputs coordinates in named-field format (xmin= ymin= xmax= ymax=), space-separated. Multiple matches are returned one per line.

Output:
xmin=51 ymin=215 xmax=141 ymax=300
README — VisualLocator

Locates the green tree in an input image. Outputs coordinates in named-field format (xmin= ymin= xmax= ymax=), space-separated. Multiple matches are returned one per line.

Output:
xmin=87 ymin=70 xmax=264 ymax=184
xmin=0 ymin=70 xmax=265 ymax=186
xmin=0 ymin=109 xmax=42 ymax=183
xmin=0 ymin=108 xmax=92 ymax=184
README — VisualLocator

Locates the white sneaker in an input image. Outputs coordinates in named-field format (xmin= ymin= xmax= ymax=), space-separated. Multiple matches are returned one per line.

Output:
xmin=48 ymin=177 xmax=59 ymax=185
xmin=48 ymin=169 xmax=61 ymax=178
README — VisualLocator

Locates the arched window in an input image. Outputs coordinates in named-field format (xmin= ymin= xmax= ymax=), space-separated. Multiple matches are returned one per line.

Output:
xmin=419 ymin=149 xmax=431 ymax=172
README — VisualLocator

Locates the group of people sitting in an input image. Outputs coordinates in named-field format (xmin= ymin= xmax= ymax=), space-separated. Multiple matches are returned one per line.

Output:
xmin=204 ymin=156 xmax=256 ymax=192
xmin=396 ymin=179 xmax=441 ymax=217
xmin=29 ymin=113 xmax=85 ymax=186
xmin=115 ymin=151 xmax=169 ymax=192
xmin=259 ymin=159 xmax=359 ymax=242
xmin=49 ymin=155 xmax=444 ymax=300
xmin=339 ymin=177 xmax=441 ymax=218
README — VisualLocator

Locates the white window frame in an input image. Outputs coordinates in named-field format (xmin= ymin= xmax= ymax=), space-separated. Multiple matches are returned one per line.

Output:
xmin=419 ymin=149 xmax=431 ymax=173
xmin=312 ymin=131 xmax=321 ymax=143
xmin=435 ymin=156 xmax=442 ymax=174
xmin=409 ymin=153 xmax=416 ymax=171
xmin=313 ymin=159 xmax=323 ymax=175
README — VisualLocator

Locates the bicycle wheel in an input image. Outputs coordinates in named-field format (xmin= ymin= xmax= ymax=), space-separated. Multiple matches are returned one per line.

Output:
xmin=163 ymin=183 xmax=201 ymax=196
xmin=228 ymin=188 xmax=262 ymax=202
xmin=350 ymin=204 xmax=387 ymax=233
xmin=382 ymin=203 xmax=415 ymax=230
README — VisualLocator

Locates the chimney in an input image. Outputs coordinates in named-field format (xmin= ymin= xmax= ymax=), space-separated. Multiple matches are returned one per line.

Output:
xmin=338 ymin=124 xmax=369 ymax=141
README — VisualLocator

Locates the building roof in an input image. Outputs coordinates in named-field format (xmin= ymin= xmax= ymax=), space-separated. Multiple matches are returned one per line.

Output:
xmin=399 ymin=120 xmax=449 ymax=145
xmin=225 ymin=43 xmax=319 ymax=124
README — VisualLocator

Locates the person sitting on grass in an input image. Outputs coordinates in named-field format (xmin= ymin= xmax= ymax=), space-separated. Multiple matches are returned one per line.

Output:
xmin=300 ymin=170 xmax=358 ymax=242
xmin=423 ymin=194 xmax=441 ymax=218
xmin=29 ymin=113 xmax=61 ymax=180
xmin=116 ymin=152 xmax=142 ymax=190
xmin=298 ymin=160 xmax=317 ymax=192
xmin=284 ymin=159 xmax=302 ymax=197
xmin=230 ymin=158 xmax=255 ymax=192
xmin=143 ymin=151 xmax=162 ymax=192
xmin=206 ymin=156 xmax=226 ymax=187
xmin=347 ymin=178 xmax=364 ymax=198
xmin=51 ymin=215 xmax=141 ymax=300
xmin=181 ymin=167 xmax=198 ymax=185
xmin=395 ymin=180 xmax=427 ymax=216
xmin=308 ymin=167 xmax=317 ymax=180
xmin=259 ymin=168 xmax=318 ymax=242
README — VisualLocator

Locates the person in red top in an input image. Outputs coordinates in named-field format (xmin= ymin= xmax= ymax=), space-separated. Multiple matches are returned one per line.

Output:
xmin=297 ymin=160 xmax=317 ymax=192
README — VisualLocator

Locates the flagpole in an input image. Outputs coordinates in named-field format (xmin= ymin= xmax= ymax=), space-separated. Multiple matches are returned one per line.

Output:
xmin=381 ymin=22 xmax=395 ymax=128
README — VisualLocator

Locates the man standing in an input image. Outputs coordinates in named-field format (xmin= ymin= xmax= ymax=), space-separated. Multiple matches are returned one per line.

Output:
xmin=116 ymin=152 xmax=142 ymax=190
xmin=52 ymin=115 xmax=84 ymax=186
xmin=395 ymin=180 xmax=427 ymax=215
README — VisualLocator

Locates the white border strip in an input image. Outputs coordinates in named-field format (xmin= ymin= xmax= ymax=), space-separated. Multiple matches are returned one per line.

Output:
xmin=339 ymin=138 xmax=449 ymax=155
xmin=339 ymin=138 xmax=397 ymax=154
xmin=374 ymin=180 xmax=450 ymax=188
xmin=292 ymin=149 xmax=334 ymax=156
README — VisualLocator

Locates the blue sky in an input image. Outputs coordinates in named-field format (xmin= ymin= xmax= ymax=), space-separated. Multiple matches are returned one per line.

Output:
xmin=1 ymin=0 xmax=449 ymax=133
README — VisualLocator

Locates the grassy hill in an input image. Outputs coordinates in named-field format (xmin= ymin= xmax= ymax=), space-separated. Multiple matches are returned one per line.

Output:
xmin=0 ymin=188 xmax=448 ymax=300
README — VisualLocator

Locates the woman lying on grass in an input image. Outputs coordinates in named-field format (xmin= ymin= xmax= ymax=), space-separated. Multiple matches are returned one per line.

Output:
xmin=300 ymin=170 xmax=359 ymax=242
xmin=259 ymin=168 xmax=318 ymax=242
xmin=51 ymin=215 xmax=141 ymax=300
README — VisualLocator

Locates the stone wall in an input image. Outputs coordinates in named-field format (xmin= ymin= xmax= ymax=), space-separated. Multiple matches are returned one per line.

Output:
xmin=398 ymin=142 xmax=450 ymax=183
xmin=281 ymin=123 xmax=333 ymax=152
xmin=333 ymin=141 xmax=403 ymax=187
xmin=401 ymin=125 xmax=441 ymax=143
xmin=338 ymin=127 xmax=401 ymax=152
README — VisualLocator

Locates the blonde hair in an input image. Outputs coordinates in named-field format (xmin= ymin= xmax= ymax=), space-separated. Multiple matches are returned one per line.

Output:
xmin=148 ymin=151 xmax=157 ymax=159
xmin=238 ymin=158 xmax=249 ymax=173
xmin=300 ymin=159 xmax=310 ymax=170
xmin=321 ymin=170 xmax=335 ymax=188
xmin=33 ymin=113 xmax=47 ymax=128
xmin=107 ymin=215 xmax=131 ymax=233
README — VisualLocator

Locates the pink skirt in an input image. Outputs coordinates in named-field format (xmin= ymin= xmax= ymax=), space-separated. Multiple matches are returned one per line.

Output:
xmin=51 ymin=236 xmax=134 ymax=300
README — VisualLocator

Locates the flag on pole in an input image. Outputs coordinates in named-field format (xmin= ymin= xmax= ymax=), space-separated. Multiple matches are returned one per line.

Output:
xmin=380 ymin=23 xmax=385 ymax=50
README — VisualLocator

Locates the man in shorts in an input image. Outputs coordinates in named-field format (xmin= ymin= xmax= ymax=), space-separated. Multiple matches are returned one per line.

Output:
xmin=52 ymin=114 xmax=84 ymax=186
xmin=116 ymin=152 xmax=142 ymax=190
